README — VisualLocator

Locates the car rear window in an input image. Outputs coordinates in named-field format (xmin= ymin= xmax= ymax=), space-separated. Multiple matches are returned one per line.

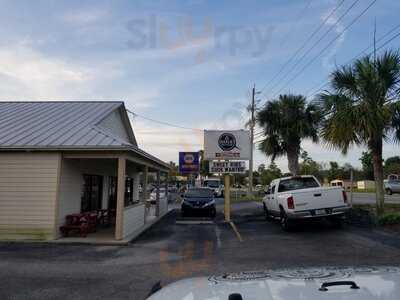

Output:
xmin=278 ymin=177 xmax=319 ymax=192
xmin=205 ymin=181 xmax=219 ymax=188
xmin=185 ymin=188 xmax=214 ymax=198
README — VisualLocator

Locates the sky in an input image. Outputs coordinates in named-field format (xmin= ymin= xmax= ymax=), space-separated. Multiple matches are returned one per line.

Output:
xmin=0 ymin=0 xmax=399 ymax=171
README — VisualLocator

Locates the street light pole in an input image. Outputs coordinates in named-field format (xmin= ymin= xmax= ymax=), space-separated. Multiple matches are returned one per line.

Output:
xmin=248 ymin=84 xmax=256 ymax=197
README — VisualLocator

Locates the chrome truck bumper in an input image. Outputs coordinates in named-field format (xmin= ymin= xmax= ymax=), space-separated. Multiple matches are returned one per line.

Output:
xmin=287 ymin=205 xmax=350 ymax=219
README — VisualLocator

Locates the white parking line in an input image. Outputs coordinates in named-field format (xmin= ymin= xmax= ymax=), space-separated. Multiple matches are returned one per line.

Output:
xmin=215 ymin=225 xmax=222 ymax=248
xmin=229 ymin=221 xmax=243 ymax=242
xmin=175 ymin=220 xmax=214 ymax=225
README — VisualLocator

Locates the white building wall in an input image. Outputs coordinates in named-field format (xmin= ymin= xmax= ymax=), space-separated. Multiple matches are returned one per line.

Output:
xmin=0 ymin=152 xmax=60 ymax=240
xmin=123 ymin=204 xmax=145 ymax=238
xmin=57 ymin=158 xmax=83 ymax=229
xmin=159 ymin=196 xmax=168 ymax=216
xmin=57 ymin=158 xmax=117 ymax=234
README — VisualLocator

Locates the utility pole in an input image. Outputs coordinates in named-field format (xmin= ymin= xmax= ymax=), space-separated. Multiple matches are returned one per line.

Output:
xmin=248 ymin=84 xmax=256 ymax=197
xmin=350 ymin=167 xmax=354 ymax=206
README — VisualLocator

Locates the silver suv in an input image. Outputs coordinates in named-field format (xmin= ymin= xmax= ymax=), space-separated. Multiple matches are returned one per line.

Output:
xmin=384 ymin=179 xmax=400 ymax=195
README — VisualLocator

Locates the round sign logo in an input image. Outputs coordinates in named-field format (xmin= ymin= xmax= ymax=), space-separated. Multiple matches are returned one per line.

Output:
xmin=183 ymin=153 xmax=195 ymax=164
xmin=218 ymin=133 xmax=237 ymax=151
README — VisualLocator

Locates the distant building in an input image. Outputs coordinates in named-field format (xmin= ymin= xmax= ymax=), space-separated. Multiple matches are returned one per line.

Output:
xmin=388 ymin=174 xmax=400 ymax=181
xmin=357 ymin=180 xmax=375 ymax=190
xmin=330 ymin=179 xmax=356 ymax=190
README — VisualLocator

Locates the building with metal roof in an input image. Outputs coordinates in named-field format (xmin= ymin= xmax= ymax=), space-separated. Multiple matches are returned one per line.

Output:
xmin=0 ymin=101 xmax=170 ymax=242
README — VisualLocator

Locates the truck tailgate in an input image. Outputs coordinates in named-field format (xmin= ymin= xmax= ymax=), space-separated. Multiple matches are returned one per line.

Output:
xmin=291 ymin=187 xmax=345 ymax=210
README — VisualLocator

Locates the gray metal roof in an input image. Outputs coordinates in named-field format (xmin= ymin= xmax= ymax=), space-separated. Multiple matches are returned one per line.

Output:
xmin=0 ymin=101 xmax=130 ymax=147
xmin=0 ymin=101 xmax=170 ymax=169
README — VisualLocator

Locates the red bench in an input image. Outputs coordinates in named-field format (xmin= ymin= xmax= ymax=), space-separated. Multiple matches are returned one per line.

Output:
xmin=59 ymin=210 xmax=116 ymax=237
xmin=59 ymin=214 xmax=90 ymax=237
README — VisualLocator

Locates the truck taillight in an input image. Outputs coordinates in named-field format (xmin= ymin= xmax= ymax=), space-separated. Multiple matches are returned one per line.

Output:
xmin=342 ymin=190 xmax=348 ymax=203
xmin=287 ymin=196 xmax=295 ymax=209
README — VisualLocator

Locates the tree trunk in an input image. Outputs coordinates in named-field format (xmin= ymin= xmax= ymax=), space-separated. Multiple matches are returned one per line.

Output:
xmin=287 ymin=147 xmax=300 ymax=176
xmin=370 ymin=139 xmax=385 ymax=215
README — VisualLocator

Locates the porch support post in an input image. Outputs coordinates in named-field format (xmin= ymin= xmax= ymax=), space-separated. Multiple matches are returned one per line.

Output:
xmin=165 ymin=172 xmax=169 ymax=205
xmin=156 ymin=171 xmax=161 ymax=216
xmin=142 ymin=166 xmax=149 ymax=202
xmin=142 ymin=166 xmax=149 ymax=222
xmin=115 ymin=157 xmax=126 ymax=240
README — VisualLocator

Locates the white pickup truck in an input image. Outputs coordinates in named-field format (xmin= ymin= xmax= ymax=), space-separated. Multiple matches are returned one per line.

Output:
xmin=262 ymin=175 xmax=350 ymax=230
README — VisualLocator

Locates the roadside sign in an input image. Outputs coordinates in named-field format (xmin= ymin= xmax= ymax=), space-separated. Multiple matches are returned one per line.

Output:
xmin=204 ymin=130 xmax=251 ymax=160
xmin=179 ymin=152 xmax=200 ymax=174
xmin=210 ymin=161 xmax=246 ymax=174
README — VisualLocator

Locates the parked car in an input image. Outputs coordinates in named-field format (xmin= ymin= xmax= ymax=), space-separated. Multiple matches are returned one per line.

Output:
xmin=384 ymin=179 xmax=400 ymax=195
xmin=147 ymin=266 xmax=400 ymax=299
xmin=262 ymin=175 xmax=350 ymax=230
xmin=181 ymin=187 xmax=216 ymax=218
xmin=203 ymin=178 xmax=224 ymax=197
xmin=255 ymin=184 xmax=263 ymax=190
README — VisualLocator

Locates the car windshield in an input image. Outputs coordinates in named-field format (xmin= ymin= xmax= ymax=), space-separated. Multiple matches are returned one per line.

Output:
xmin=205 ymin=181 xmax=219 ymax=188
xmin=185 ymin=188 xmax=214 ymax=198
xmin=278 ymin=177 xmax=320 ymax=192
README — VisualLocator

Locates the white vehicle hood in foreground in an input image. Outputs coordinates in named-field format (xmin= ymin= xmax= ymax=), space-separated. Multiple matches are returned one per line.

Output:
xmin=148 ymin=267 xmax=400 ymax=300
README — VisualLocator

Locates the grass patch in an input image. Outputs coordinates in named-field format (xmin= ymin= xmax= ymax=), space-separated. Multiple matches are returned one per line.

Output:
xmin=353 ymin=203 xmax=400 ymax=215
xmin=352 ymin=188 xmax=376 ymax=193
xmin=377 ymin=212 xmax=400 ymax=225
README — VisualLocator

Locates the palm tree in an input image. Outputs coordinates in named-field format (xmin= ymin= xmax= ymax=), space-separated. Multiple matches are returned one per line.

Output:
xmin=318 ymin=51 xmax=400 ymax=215
xmin=257 ymin=94 xmax=321 ymax=175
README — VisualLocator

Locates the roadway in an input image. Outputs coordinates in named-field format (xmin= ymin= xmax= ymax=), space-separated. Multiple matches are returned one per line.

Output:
xmin=351 ymin=192 xmax=400 ymax=205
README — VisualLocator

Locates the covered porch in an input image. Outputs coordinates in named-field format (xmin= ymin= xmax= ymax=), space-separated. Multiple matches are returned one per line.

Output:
xmin=56 ymin=151 xmax=170 ymax=244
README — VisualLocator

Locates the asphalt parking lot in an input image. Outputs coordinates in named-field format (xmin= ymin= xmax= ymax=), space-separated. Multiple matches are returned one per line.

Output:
xmin=1 ymin=201 xmax=400 ymax=300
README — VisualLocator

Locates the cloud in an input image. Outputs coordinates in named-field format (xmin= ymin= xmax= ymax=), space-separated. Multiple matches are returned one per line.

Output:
xmin=62 ymin=8 xmax=109 ymax=25
xmin=0 ymin=42 xmax=156 ymax=112
xmin=124 ymin=89 xmax=161 ymax=110
xmin=131 ymin=96 xmax=250 ymax=163
xmin=321 ymin=3 xmax=346 ymax=70
xmin=0 ymin=43 xmax=91 ymax=99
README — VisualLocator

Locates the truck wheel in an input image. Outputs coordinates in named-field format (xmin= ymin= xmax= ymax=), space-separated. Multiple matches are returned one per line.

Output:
xmin=280 ymin=209 xmax=292 ymax=231
xmin=386 ymin=188 xmax=393 ymax=195
xmin=263 ymin=204 xmax=271 ymax=221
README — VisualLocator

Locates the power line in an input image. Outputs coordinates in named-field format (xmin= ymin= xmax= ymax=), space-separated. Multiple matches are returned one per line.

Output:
xmin=272 ymin=0 xmax=378 ymax=98
xmin=279 ymin=0 xmax=314 ymax=48
xmin=260 ymin=0 xmax=346 ymax=93
xmin=126 ymin=109 xmax=203 ymax=132
xmin=305 ymin=23 xmax=400 ymax=98
xmin=263 ymin=0 xmax=361 ymax=97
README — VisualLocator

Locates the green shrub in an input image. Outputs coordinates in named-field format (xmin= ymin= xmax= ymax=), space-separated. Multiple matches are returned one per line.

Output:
xmin=378 ymin=213 xmax=400 ymax=225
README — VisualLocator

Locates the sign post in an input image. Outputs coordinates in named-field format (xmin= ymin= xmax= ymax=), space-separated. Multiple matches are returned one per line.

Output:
xmin=204 ymin=130 xmax=250 ymax=223
xmin=224 ymin=174 xmax=230 ymax=222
